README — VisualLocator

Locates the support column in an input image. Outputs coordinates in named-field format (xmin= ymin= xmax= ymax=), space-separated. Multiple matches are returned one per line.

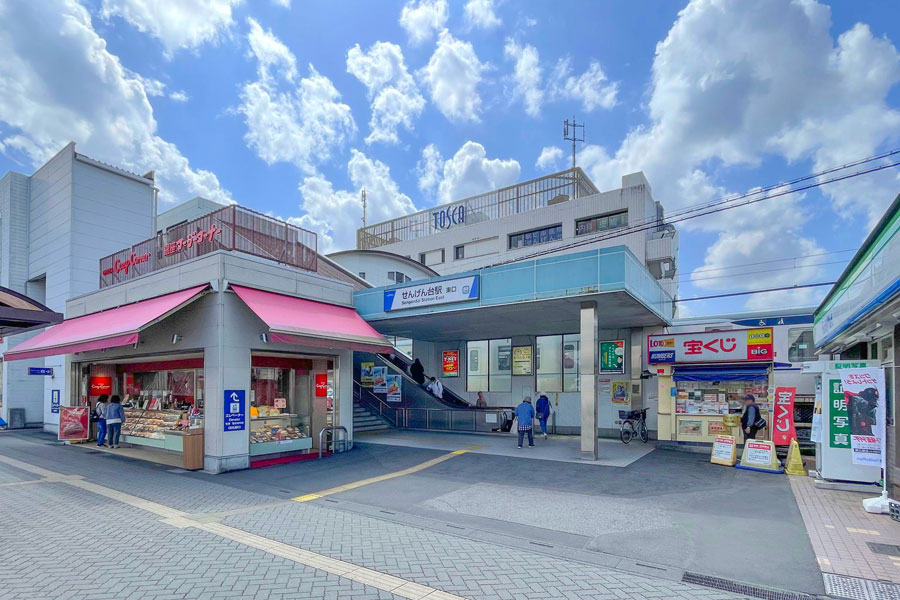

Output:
xmin=580 ymin=301 xmax=598 ymax=461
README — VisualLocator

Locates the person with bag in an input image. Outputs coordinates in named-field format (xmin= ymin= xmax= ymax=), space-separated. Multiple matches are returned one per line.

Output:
xmin=514 ymin=396 xmax=535 ymax=449
xmin=104 ymin=395 xmax=126 ymax=449
xmin=94 ymin=394 xmax=109 ymax=447
xmin=741 ymin=394 xmax=766 ymax=440
xmin=535 ymin=393 xmax=551 ymax=439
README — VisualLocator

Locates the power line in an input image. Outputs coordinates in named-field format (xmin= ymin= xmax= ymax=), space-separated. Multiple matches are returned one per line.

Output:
xmin=683 ymin=258 xmax=850 ymax=284
xmin=676 ymin=281 xmax=837 ymax=302
xmin=686 ymin=248 xmax=857 ymax=276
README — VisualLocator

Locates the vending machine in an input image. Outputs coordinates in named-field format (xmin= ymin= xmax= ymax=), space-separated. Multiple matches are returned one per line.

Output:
xmin=802 ymin=360 xmax=881 ymax=484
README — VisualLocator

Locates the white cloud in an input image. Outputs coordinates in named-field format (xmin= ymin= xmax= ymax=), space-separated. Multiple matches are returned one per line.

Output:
xmin=550 ymin=58 xmax=618 ymax=111
xmin=504 ymin=40 xmax=542 ymax=117
xmin=239 ymin=19 xmax=355 ymax=173
xmin=420 ymin=30 xmax=487 ymax=122
xmin=296 ymin=150 xmax=417 ymax=252
xmin=464 ymin=0 xmax=501 ymax=29
xmin=434 ymin=141 xmax=520 ymax=204
xmin=536 ymin=146 xmax=563 ymax=170
xmin=0 ymin=0 xmax=230 ymax=205
xmin=417 ymin=143 xmax=443 ymax=194
xmin=399 ymin=0 xmax=448 ymax=45
xmin=346 ymin=42 xmax=425 ymax=145
xmin=169 ymin=90 xmax=189 ymax=102
xmin=272 ymin=0 xmax=290 ymax=6
xmin=100 ymin=0 xmax=241 ymax=57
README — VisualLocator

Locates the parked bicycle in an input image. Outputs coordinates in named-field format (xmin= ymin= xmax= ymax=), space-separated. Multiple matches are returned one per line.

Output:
xmin=619 ymin=408 xmax=649 ymax=444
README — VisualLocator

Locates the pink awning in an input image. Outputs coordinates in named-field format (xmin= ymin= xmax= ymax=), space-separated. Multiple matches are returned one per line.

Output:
xmin=4 ymin=286 xmax=208 ymax=361
xmin=231 ymin=285 xmax=392 ymax=354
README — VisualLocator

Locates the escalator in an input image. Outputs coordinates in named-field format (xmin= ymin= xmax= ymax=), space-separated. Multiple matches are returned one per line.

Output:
xmin=352 ymin=351 xmax=514 ymax=432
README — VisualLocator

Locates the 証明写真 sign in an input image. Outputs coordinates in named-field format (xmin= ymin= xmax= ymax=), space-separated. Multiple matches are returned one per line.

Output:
xmin=384 ymin=275 xmax=479 ymax=311
xmin=647 ymin=328 xmax=773 ymax=364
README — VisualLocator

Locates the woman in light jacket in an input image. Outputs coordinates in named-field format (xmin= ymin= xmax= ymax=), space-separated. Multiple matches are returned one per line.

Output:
xmin=105 ymin=395 xmax=126 ymax=449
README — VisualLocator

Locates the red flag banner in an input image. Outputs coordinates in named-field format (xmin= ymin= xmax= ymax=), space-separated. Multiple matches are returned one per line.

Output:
xmin=773 ymin=387 xmax=797 ymax=445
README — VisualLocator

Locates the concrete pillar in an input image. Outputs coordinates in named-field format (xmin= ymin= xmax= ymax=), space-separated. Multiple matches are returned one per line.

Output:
xmin=889 ymin=324 xmax=899 ymax=499
xmin=580 ymin=301 xmax=598 ymax=460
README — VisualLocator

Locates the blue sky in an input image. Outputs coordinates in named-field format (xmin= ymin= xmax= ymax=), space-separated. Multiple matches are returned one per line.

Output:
xmin=1 ymin=0 xmax=899 ymax=317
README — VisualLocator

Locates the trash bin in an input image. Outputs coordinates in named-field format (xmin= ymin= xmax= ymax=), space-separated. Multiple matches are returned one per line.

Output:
xmin=8 ymin=408 xmax=26 ymax=429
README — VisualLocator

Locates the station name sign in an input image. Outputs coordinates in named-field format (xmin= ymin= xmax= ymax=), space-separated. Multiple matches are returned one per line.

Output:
xmin=647 ymin=328 xmax=773 ymax=364
xmin=384 ymin=275 xmax=479 ymax=312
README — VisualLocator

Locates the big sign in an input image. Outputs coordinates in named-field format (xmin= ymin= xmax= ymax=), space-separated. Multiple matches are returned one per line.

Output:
xmin=647 ymin=328 xmax=773 ymax=364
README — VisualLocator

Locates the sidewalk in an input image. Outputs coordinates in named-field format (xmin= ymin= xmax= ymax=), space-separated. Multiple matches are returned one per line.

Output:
xmin=790 ymin=474 xmax=900 ymax=597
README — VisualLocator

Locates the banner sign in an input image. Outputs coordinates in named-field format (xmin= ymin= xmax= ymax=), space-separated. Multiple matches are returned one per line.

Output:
xmin=373 ymin=367 xmax=387 ymax=393
xmin=839 ymin=368 xmax=886 ymax=467
xmin=89 ymin=376 xmax=112 ymax=396
xmin=385 ymin=374 xmax=401 ymax=403
xmin=58 ymin=406 xmax=89 ymax=440
xmin=828 ymin=378 xmax=850 ymax=449
xmin=360 ymin=362 xmax=375 ymax=386
xmin=51 ymin=390 xmax=60 ymax=414
xmin=772 ymin=387 xmax=797 ymax=445
xmin=441 ymin=351 xmax=459 ymax=378
xmin=600 ymin=340 xmax=625 ymax=373
xmin=314 ymin=374 xmax=328 ymax=398
xmin=512 ymin=346 xmax=533 ymax=376
xmin=384 ymin=275 xmax=479 ymax=311
xmin=224 ymin=390 xmax=245 ymax=431
xmin=647 ymin=328 xmax=773 ymax=364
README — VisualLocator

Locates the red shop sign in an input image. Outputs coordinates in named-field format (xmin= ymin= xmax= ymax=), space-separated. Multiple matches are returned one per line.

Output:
xmin=773 ymin=386 xmax=797 ymax=446
xmin=101 ymin=251 xmax=151 ymax=277
xmin=89 ymin=376 xmax=112 ymax=396
xmin=163 ymin=224 xmax=222 ymax=256
xmin=314 ymin=373 xmax=328 ymax=397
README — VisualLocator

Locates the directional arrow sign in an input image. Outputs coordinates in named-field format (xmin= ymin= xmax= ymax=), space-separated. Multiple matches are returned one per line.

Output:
xmin=224 ymin=389 xmax=245 ymax=431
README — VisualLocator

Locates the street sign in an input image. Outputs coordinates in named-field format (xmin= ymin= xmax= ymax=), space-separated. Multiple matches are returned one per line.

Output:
xmin=28 ymin=367 xmax=53 ymax=376
xmin=224 ymin=389 xmax=245 ymax=431
xmin=51 ymin=390 xmax=60 ymax=414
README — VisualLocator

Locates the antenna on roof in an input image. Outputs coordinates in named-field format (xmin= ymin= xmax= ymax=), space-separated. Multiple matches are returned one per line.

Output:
xmin=361 ymin=188 xmax=367 ymax=228
xmin=563 ymin=116 xmax=584 ymax=199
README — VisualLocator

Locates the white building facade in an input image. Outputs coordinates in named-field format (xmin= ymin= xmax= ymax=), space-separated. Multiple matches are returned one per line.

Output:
xmin=0 ymin=143 xmax=157 ymax=428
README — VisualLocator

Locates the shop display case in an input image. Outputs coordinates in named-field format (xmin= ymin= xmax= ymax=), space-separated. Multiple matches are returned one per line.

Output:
xmin=249 ymin=411 xmax=311 ymax=456
xmin=122 ymin=409 xmax=196 ymax=451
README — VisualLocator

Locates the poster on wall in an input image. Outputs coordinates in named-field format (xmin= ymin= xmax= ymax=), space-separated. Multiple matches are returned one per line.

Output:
xmin=385 ymin=374 xmax=402 ymax=403
xmin=839 ymin=368 xmax=886 ymax=467
xmin=512 ymin=346 xmax=533 ymax=376
xmin=442 ymin=351 xmax=459 ymax=378
xmin=600 ymin=340 xmax=625 ymax=373
xmin=828 ymin=378 xmax=850 ymax=449
xmin=678 ymin=419 xmax=702 ymax=435
xmin=707 ymin=420 xmax=727 ymax=435
xmin=373 ymin=367 xmax=387 ymax=393
xmin=611 ymin=381 xmax=629 ymax=404
xmin=360 ymin=362 xmax=375 ymax=386
xmin=58 ymin=406 xmax=89 ymax=440
xmin=89 ymin=376 xmax=112 ymax=397
xmin=772 ymin=387 xmax=797 ymax=445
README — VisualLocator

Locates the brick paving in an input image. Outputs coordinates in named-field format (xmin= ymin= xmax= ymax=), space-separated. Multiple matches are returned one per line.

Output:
xmin=0 ymin=433 xmax=750 ymax=600
xmin=790 ymin=474 xmax=900 ymax=583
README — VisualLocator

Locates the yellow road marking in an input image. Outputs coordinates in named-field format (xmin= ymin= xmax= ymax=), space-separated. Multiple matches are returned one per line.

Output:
xmin=292 ymin=449 xmax=469 ymax=502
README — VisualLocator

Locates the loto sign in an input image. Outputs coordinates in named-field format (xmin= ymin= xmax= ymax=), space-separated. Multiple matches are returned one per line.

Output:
xmin=647 ymin=328 xmax=773 ymax=364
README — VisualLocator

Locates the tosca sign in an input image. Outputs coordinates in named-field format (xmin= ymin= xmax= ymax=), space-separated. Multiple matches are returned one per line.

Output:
xmin=432 ymin=204 xmax=466 ymax=230
xmin=647 ymin=328 xmax=773 ymax=364
xmin=384 ymin=275 xmax=479 ymax=311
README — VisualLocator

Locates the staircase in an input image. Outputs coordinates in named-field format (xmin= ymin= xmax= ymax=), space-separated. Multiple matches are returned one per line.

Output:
xmin=353 ymin=401 xmax=391 ymax=434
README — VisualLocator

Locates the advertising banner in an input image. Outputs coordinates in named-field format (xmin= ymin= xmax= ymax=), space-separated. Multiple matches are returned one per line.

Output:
xmin=828 ymin=378 xmax=850 ymax=449
xmin=772 ymin=387 xmax=797 ymax=445
xmin=647 ymin=328 xmax=773 ymax=364
xmin=89 ymin=376 xmax=113 ymax=397
xmin=839 ymin=368 xmax=886 ymax=467
xmin=383 ymin=275 xmax=479 ymax=311
xmin=314 ymin=374 xmax=328 ymax=398
xmin=611 ymin=381 xmax=629 ymax=404
xmin=58 ymin=406 xmax=89 ymax=440
xmin=441 ymin=351 xmax=459 ymax=378
xmin=512 ymin=346 xmax=533 ymax=376
xmin=385 ymin=374 xmax=401 ymax=403
xmin=360 ymin=362 xmax=375 ymax=386
xmin=600 ymin=340 xmax=625 ymax=372
xmin=372 ymin=367 xmax=387 ymax=393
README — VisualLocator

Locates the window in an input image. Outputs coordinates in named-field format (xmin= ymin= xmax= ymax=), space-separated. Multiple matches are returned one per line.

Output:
xmin=563 ymin=334 xmax=580 ymax=392
xmin=536 ymin=335 xmax=562 ymax=392
xmin=466 ymin=339 xmax=512 ymax=392
xmin=454 ymin=245 xmax=464 ymax=260
xmin=489 ymin=339 xmax=512 ymax=392
xmin=388 ymin=271 xmax=409 ymax=283
xmin=467 ymin=340 xmax=489 ymax=392
xmin=575 ymin=210 xmax=628 ymax=236
xmin=508 ymin=224 xmax=562 ymax=249
xmin=787 ymin=328 xmax=815 ymax=362
xmin=419 ymin=253 xmax=426 ymax=265
xmin=358 ymin=272 xmax=366 ymax=280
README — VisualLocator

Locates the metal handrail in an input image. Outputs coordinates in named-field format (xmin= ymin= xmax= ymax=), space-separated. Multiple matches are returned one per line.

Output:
xmin=319 ymin=425 xmax=351 ymax=459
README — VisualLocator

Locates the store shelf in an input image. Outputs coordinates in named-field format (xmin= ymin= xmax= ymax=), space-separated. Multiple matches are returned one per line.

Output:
xmin=249 ymin=437 xmax=312 ymax=456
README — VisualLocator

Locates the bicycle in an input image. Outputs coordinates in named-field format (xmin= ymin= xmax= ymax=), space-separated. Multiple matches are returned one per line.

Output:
xmin=619 ymin=408 xmax=649 ymax=444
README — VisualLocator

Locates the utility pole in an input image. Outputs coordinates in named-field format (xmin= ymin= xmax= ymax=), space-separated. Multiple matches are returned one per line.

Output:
xmin=361 ymin=188 xmax=367 ymax=228
xmin=563 ymin=117 xmax=584 ymax=199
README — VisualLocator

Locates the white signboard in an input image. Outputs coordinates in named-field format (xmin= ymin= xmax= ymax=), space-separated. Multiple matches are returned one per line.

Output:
xmin=744 ymin=441 xmax=773 ymax=466
xmin=384 ymin=275 xmax=479 ymax=311
xmin=647 ymin=328 xmax=773 ymax=364
xmin=839 ymin=368 xmax=886 ymax=467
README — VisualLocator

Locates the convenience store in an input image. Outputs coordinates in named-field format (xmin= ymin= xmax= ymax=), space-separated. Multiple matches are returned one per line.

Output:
xmin=4 ymin=207 xmax=390 ymax=472
xmin=649 ymin=328 xmax=775 ymax=445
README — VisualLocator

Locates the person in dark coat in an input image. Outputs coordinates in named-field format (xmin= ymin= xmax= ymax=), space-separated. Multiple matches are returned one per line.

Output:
xmin=535 ymin=393 xmax=551 ymax=439
xmin=410 ymin=358 xmax=426 ymax=385
xmin=740 ymin=394 xmax=764 ymax=440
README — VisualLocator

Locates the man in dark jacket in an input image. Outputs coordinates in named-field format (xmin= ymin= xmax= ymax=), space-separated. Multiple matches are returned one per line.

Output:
xmin=741 ymin=394 xmax=763 ymax=440
xmin=410 ymin=358 xmax=426 ymax=385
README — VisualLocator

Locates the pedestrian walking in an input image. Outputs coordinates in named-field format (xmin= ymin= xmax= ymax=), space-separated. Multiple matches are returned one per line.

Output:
xmin=535 ymin=393 xmax=551 ymax=439
xmin=105 ymin=395 xmax=126 ymax=448
xmin=741 ymin=394 xmax=766 ymax=441
xmin=410 ymin=358 xmax=426 ymax=385
xmin=475 ymin=391 xmax=487 ymax=407
xmin=426 ymin=376 xmax=444 ymax=399
xmin=94 ymin=394 xmax=109 ymax=447
xmin=515 ymin=396 xmax=535 ymax=448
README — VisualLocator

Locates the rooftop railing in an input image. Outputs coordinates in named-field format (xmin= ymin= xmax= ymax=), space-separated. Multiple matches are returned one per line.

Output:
xmin=357 ymin=167 xmax=599 ymax=250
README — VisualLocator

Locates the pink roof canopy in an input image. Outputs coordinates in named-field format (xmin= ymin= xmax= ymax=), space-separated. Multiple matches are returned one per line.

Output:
xmin=4 ymin=286 xmax=208 ymax=361
xmin=231 ymin=285 xmax=392 ymax=354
